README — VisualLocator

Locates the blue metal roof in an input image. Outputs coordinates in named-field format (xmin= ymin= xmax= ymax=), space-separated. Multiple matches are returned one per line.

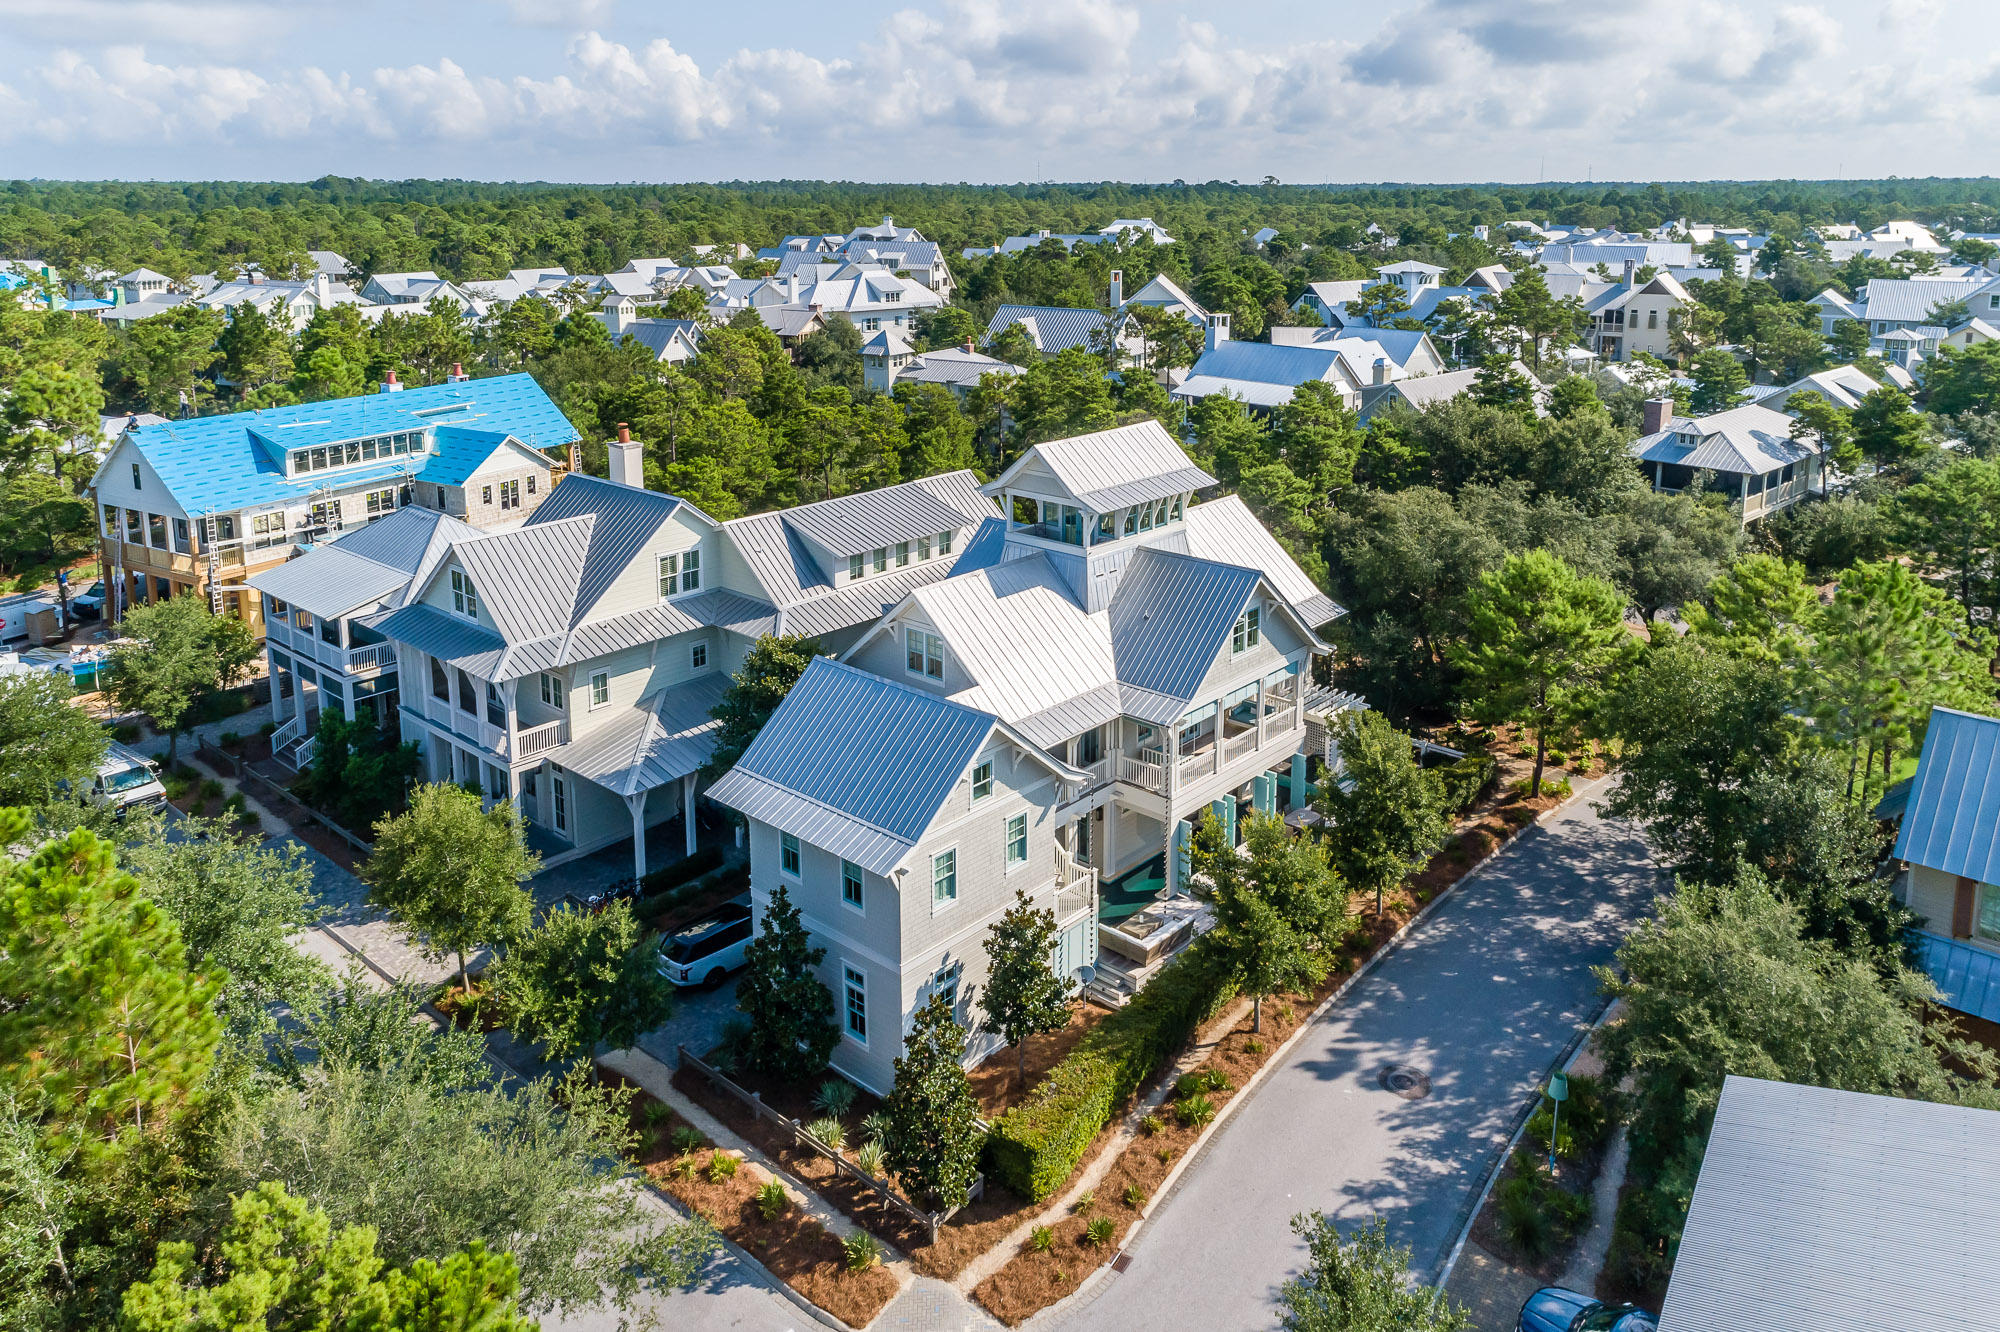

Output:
xmin=119 ymin=373 xmax=578 ymax=515
xmin=1892 ymin=706 xmax=2000 ymax=885
xmin=1913 ymin=931 xmax=2000 ymax=1025
xmin=707 ymin=656 xmax=999 ymax=875
xmin=1185 ymin=340 xmax=1343 ymax=387
xmin=1107 ymin=547 xmax=1262 ymax=704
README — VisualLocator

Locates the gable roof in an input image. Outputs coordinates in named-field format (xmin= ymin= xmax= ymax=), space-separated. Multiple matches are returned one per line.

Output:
xmin=1893 ymin=706 xmax=2000 ymax=885
xmin=1107 ymin=547 xmax=1264 ymax=706
xmin=984 ymin=420 xmax=1215 ymax=514
xmin=1630 ymin=403 xmax=1818 ymax=475
xmin=104 ymin=374 xmax=578 ymax=515
xmin=557 ymin=671 xmax=732 ymax=797
xmin=986 ymin=304 xmax=1117 ymax=355
xmin=706 ymin=657 xmax=1074 ymax=876
xmin=1179 ymin=495 xmax=1344 ymax=628
xmin=247 ymin=545 xmax=409 ymax=620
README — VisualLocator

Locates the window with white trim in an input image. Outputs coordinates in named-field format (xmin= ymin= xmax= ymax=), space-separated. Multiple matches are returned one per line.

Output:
xmin=1232 ymin=606 xmax=1261 ymax=654
xmin=841 ymin=860 xmax=864 ymax=910
xmin=843 ymin=965 xmax=868 ymax=1042
xmin=896 ymin=541 xmax=911 ymax=567
xmin=930 ymin=963 xmax=960 ymax=1013
xmin=498 ymin=478 xmax=522 ymax=510
xmin=451 ymin=569 xmax=477 ymax=619
xmin=481 ymin=484 xmax=493 ymax=506
xmin=131 ymin=462 xmax=141 ymax=490
xmin=540 ymin=673 xmax=566 ymax=709
xmin=364 ymin=487 xmax=396 ymax=516
xmin=932 ymin=848 xmax=957 ymax=906
xmin=657 ymin=548 xmax=699 ymax=597
xmin=691 ymin=642 xmax=708 ymax=670
xmin=848 ymin=553 xmax=865 ymax=580
xmin=1006 ymin=813 xmax=1027 ymax=868
xmin=971 ymin=760 xmax=993 ymax=802
xmin=780 ymin=831 xmax=801 ymax=877
xmin=916 ymin=535 xmax=932 ymax=560
xmin=905 ymin=627 xmax=944 ymax=680
xmin=938 ymin=529 xmax=953 ymax=555
xmin=873 ymin=547 xmax=887 ymax=572
xmin=589 ymin=670 xmax=609 ymax=707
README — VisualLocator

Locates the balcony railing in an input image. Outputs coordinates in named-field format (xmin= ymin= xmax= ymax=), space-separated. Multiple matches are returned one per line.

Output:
xmin=1223 ymin=726 xmax=1260 ymax=762
xmin=1117 ymin=752 xmax=1166 ymax=792
xmin=1053 ymin=848 xmax=1097 ymax=923
xmin=1178 ymin=746 xmax=1217 ymax=784
xmin=346 ymin=643 xmax=395 ymax=675
xmin=1260 ymin=701 xmax=1302 ymax=743
xmin=517 ymin=718 xmax=569 ymax=758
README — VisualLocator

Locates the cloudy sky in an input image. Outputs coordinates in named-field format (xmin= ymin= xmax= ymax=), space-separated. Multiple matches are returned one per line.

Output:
xmin=0 ymin=0 xmax=1987 ymax=184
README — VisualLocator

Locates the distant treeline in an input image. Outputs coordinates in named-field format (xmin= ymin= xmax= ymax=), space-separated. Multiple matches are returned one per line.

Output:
xmin=6 ymin=176 xmax=2000 ymax=284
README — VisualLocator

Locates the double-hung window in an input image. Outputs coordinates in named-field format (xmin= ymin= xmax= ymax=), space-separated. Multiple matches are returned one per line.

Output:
xmin=589 ymin=670 xmax=610 ymax=707
xmin=451 ymin=569 xmax=477 ymax=619
xmin=905 ymin=628 xmax=944 ymax=680
xmin=691 ymin=642 xmax=708 ymax=669
xmin=499 ymin=479 xmax=521 ymax=510
xmin=848 ymin=553 xmax=866 ymax=580
xmin=916 ymin=535 xmax=932 ymax=560
xmin=873 ymin=547 xmax=888 ymax=572
xmin=971 ymin=759 xmax=993 ymax=802
xmin=1006 ymin=814 xmax=1028 ymax=868
xmin=658 ymin=549 xmax=699 ymax=598
xmin=896 ymin=541 xmax=911 ymax=567
xmin=843 ymin=966 xmax=868 ymax=1042
xmin=1232 ymin=606 xmax=1261 ymax=654
xmin=781 ymin=832 xmax=801 ymax=877
xmin=841 ymin=860 xmax=864 ymax=910
xmin=938 ymin=529 xmax=953 ymax=555
xmin=540 ymin=673 xmax=566 ymax=709
xmin=931 ymin=849 xmax=957 ymax=906
xmin=930 ymin=964 xmax=959 ymax=1013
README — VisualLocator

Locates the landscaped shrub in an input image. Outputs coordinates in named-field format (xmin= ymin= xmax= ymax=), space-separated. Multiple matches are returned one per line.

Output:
xmin=1122 ymin=1183 xmax=1147 ymax=1210
xmin=854 ymin=1140 xmax=887 ymax=1177
xmin=1173 ymin=1068 xmax=1230 ymax=1098
xmin=1438 ymin=754 xmax=1500 ymax=812
xmin=807 ymin=1116 xmax=848 ymax=1150
xmin=1140 ymin=1114 xmax=1164 ymax=1136
xmin=841 ymin=1233 xmax=881 ymax=1272
xmin=756 ymin=1180 xmax=789 ymax=1221
xmin=1525 ymin=1073 xmax=1613 ymax=1162
xmin=1082 ymin=1217 xmax=1113 ymax=1247
xmin=985 ymin=943 xmax=1235 ymax=1200
xmin=1071 ymin=1190 xmax=1094 ymax=1213
xmin=1495 ymin=1151 xmax=1591 ymax=1261
xmin=1028 ymin=1225 xmax=1054 ymax=1252
xmin=670 ymin=1126 xmax=705 ymax=1156
xmin=860 ymin=1110 xmax=892 ymax=1143
xmin=706 ymin=1152 xmax=738 ymax=1183
xmin=199 ymin=777 xmax=224 ymax=800
xmin=1173 ymin=1092 xmax=1215 ymax=1128
xmin=640 ymin=845 xmax=725 ymax=895
xmin=814 ymin=1078 xmax=858 ymax=1118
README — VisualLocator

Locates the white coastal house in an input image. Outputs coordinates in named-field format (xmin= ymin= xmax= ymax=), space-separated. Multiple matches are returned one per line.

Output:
xmin=708 ymin=421 xmax=1351 ymax=1092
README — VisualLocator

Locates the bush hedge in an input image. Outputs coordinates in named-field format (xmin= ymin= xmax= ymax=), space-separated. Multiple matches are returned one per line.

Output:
xmin=984 ymin=942 xmax=1235 ymax=1201
xmin=1438 ymin=753 xmax=1499 ymax=813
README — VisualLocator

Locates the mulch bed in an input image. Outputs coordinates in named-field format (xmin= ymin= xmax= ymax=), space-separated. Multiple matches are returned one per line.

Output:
xmin=611 ymin=1076 xmax=901 ymax=1329
xmin=968 ymin=1001 xmax=1111 ymax=1120
xmin=1468 ymin=1133 xmax=1607 ymax=1283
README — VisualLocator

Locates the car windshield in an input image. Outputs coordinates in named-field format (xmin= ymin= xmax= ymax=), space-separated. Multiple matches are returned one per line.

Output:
xmin=101 ymin=765 xmax=156 ymax=794
xmin=83 ymin=583 xmax=103 ymax=597
xmin=666 ymin=922 xmax=723 ymax=964
xmin=1578 ymin=1309 xmax=1635 ymax=1332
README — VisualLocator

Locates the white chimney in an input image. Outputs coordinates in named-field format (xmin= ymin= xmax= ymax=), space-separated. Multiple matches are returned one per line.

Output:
xmin=609 ymin=422 xmax=644 ymax=489
xmin=311 ymin=272 xmax=332 ymax=300
xmin=379 ymin=370 xmax=403 ymax=394
xmin=1373 ymin=357 xmax=1391 ymax=386
xmin=1109 ymin=269 xmax=1124 ymax=308
xmin=1204 ymin=312 xmax=1231 ymax=353
xmin=1622 ymin=258 xmax=1637 ymax=287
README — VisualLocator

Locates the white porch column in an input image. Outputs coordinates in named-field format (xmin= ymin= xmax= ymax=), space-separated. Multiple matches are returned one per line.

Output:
xmin=269 ymin=661 xmax=286 ymax=725
xmin=683 ymin=774 xmax=697 ymax=857
xmin=1103 ymin=802 xmax=1119 ymax=879
xmin=626 ymin=791 xmax=649 ymax=880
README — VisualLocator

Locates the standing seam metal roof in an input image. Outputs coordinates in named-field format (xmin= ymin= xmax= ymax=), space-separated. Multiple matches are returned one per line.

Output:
xmin=1892 ymin=706 xmax=2000 ymax=885
xmin=984 ymin=421 xmax=1216 ymax=514
xmin=1107 ymin=548 xmax=1263 ymax=703
xmin=245 ymin=547 xmax=409 ymax=620
xmin=705 ymin=657 xmax=1002 ymax=877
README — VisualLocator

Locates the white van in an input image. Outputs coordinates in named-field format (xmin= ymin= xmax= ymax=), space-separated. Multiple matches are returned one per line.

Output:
xmin=89 ymin=741 xmax=166 ymax=815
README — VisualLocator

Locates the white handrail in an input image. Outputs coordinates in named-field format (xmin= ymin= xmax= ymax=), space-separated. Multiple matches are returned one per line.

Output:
xmin=517 ymin=718 xmax=570 ymax=758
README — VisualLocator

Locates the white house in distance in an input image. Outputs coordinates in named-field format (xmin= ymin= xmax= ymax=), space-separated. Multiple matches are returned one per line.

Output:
xmin=859 ymin=328 xmax=1022 ymax=398
xmin=709 ymin=421 xmax=1350 ymax=1092
xmin=1627 ymin=397 xmax=1821 ymax=525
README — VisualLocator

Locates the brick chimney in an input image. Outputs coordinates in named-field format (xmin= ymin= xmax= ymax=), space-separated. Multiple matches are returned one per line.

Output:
xmin=962 ymin=338 xmax=976 ymax=354
xmin=378 ymin=369 xmax=403 ymax=394
xmin=609 ymin=422 xmax=644 ymax=489
xmin=1642 ymin=397 xmax=1674 ymax=434
xmin=446 ymin=362 xmax=468 ymax=383
xmin=1109 ymin=269 xmax=1124 ymax=308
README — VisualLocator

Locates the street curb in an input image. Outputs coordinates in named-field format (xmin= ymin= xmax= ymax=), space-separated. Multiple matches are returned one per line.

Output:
xmin=1023 ymin=776 xmax=1609 ymax=1328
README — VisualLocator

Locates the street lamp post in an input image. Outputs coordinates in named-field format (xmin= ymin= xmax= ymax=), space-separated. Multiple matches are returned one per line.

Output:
xmin=1547 ymin=1070 xmax=1569 ymax=1174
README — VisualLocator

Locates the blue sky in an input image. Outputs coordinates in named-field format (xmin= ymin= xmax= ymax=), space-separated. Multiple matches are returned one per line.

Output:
xmin=0 ymin=0 xmax=1988 ymax=184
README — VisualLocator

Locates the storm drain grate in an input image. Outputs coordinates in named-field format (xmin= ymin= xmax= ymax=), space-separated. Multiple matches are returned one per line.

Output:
xmin=1377 ymin=1064 xmax=1432 ymax=1101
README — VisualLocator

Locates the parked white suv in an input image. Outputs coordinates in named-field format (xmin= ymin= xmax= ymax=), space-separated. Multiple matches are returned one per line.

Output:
xmin=87 ymin=741 xmax=166 ymax=815
xmin=657 ymin=902 xmax=754 ymax=987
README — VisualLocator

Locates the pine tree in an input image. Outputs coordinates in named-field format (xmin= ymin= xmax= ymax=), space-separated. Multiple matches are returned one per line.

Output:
xmin=360 ymin=784 xmax=537 ymax=995
xmin=733 ymin=883 xmax=839 ymax=1082
xmin=1455 ymin=549 xmax=1635 ymax=796
xmin=883 ymin=992 xmax=982 ymax=1211
xmin=978 ymin=890 xmax=1070 ymax=1087
xmin=0 ymin=815 xmax=222 ymax=1158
